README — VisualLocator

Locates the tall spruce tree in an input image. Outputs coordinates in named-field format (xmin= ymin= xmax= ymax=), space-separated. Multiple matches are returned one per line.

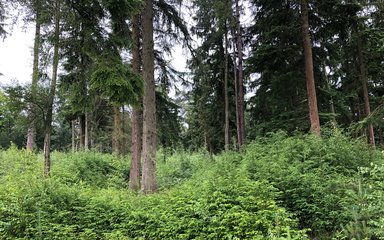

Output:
xmin=129 ymin=12 xmax=142 ymax=191
xmin=14 ymin=0 xmax=51 ymax=151
xmin=25 ymin=0 xmax=43 ymax=151
xmin=141 ymin=0 xmax=157 ymax=193
xmin=246 ymin=1 xmax=304 ymax=135
xmin=186 ymin=0 xmax=237 ymax=153
xmin=129 ymin=0 xmax=191 ymax=190
xmin=355 ymin=21 xmax=375 ymax=146
xmin=43 ymin=0 xmax=61 ymax=176
xmin=59 ymin=0 xmax=105 ymax=150
xmin=234 ymin=0 xmax=246 ymax=146
xmin=300 ymin=0 xmax=320 ymax=135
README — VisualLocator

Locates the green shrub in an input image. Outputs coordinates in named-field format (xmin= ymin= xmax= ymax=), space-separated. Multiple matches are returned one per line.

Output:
xmin=1 ymin=130 xmax=382 ymax=239
xmin=340 ymin=163 xmax=384 ymax=239
xmin=51 ymin=151 xmax=130 ymax=188
xmin=156 ymin=149 xmax=197 ymax=189
xmin=0 ymin=147 xmax=306 ymax=239
xmin=243 ymin=130 xmax=384 ymax=238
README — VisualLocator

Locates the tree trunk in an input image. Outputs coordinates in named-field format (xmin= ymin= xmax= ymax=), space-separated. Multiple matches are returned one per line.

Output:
xmin=224 ymin=23 xmax=229 ymax=151
xmin=355 ymin=24 xmax=375 ymax=147
xmin=322 ymin=63 xmax=336 ymax=123
xmin=112 ymin=106 xmax=122 ymax=155
xmin=130 ymin=108 xmax=142 ymax=190
xmin=89 ymin=110 xmax=95 ymax=149
xmin=26 ymin=5 xmax=41 ymax=151
xmin=141 ymin=0 xmax=157 ymax=194
xmin=234 ymin=0 xmax=246 ymax=147
xmin=121 ymin=107 xmax=126 ymax=155
xmin=43 ymin=0 xmax=60 ymax=176
xmin=129 ymin=14 xmax=142 ymax=191
xmin=79 ymin=114 xmax=86 ymax=149
xmin=232 ymin=34 xmax=240 ymax=151
xmin=85 ymin=112 xmax=89 ymax=150
xmin=72 ymin=120 xmax=75 ymax=152
xmin=90 ymin=121 xmax=94 ymax=149
xmin=300 ymin=0 xmax=321 ymax=135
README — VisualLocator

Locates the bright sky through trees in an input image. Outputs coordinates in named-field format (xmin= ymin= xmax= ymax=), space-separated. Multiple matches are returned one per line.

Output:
xmin=0 ymin=25 xmax=33 ymax=86
xmin=0 ymin=25 xmax=187 ymax=87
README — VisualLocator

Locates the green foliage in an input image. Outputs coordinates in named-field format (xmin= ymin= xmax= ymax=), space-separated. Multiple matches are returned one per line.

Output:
xmin=156 ymin=92 xmax=183 ymax=150
xmin=0 ymin=146 xmax=305 ymax=239
xmin=156 ymin=149 xmax=206 ymax=189
xmin=91 ymin=54 xmax=143 ymax=106
xmin=102 ymin=0 xmax=142 ymax=48
xmin=245 ymin=1 xmax=384 ymax=136
xmin=185 ymin=0 xmax=238 ymax=153
xmin=340 ymin=163 xmax=384 ymax=239
xmin=0 ymin=86 xmax=34 ymax=149
xmin=1 ymin=131 xmax=383 ymax=239
xmin=243 ymin=130 xmax=384 ymax=238
xmin=0 ymin=89 xmax=8 ymax=128
xmin=246 ymin=1 xmax=309 ymax=136
xmin=51 ymin=151 xmax=131 ymax=189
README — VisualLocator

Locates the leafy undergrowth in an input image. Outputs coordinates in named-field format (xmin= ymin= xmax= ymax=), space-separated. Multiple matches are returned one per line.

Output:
xmin=0 ymin=130 xmax=383 ymax=239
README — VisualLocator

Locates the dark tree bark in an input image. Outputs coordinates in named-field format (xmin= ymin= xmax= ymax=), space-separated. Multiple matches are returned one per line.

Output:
xmin=323 ymin=63 xmax=336 ymax=124
xmin=129 ymin=13 xmax=142 ymax=191
xmin=232 ymin=30 xmax=240 ymax=151
xmin=71 ymin=120 xmax=76 ymax=152
xmin=43 ymin=0 xmax=60 ymax=176
xmin=355 ymin=24 xmax=375 ymax=147
xmin=141 ymin=0 xmax=157 ymax=194
xmin=300 ymin=0 xmax=321 ymax=135
xmin=79 ymin=114 xmax=86 ymax=149
xmin=26 ymin=2 xmax=41 ymax=151
xmin=234 ymin=0 xmax=245 ymax=147
xmin=224 ymin=23 xmax=229 ymax=151
xmin=379 ymin=128 xmax=383 ymax=146
xmin=112 ymin=106 xmax=122 ymax=155
xmin=130 ymin=109 xmax=142 ymax=190
xmin=85 ymin=112 xmax=89 ymax=150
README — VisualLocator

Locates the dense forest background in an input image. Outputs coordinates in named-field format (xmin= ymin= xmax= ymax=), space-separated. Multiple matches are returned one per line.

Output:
xmin=1 ymin=0 xmax=383 ymax=154
xmin=0 ymin=0 xmax=384 ymax=239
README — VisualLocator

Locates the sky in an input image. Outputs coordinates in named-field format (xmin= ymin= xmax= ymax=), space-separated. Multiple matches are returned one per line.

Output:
xmin=0 ymin=23 xmax=188 ymax=89
xmin=0 ymin=24 xmax=34 ymax=87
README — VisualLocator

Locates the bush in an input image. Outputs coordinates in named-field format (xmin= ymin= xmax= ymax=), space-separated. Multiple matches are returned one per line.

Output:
xmin=156 ymin=149 xmax=204 ymax=189
xmin=0 ymin=147 xmax=306 ymax=239
xmin=1 ymin=130 xmax=383 ymax=239
xmin=340 ymin=163 xmax=384 ymax=239
xmin=51 ymin=151 xmax=131 ymax=189
xmin=243 ymin=131 xmax=384 ymax=238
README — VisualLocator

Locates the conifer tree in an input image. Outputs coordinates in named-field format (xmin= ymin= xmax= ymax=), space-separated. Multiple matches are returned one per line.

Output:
xmin=26 ymin=0 xmax=42 ymax=151
xmin=43 ymin=0 xmax=61 ymax=176
xmin=300 ymin=0 xmax=320 ymax=135
xmin=185 ymin=0 xmax=236 ymax=153
xmin=234 ymin=0 xmax=246 ymax=146
xmin=141 ymin=0 xmax=157 ymax=193
xmin=129 ymin=13 xmax=142 ymax=191
xmin=355 ymin=22 xmax=375 ymax=146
